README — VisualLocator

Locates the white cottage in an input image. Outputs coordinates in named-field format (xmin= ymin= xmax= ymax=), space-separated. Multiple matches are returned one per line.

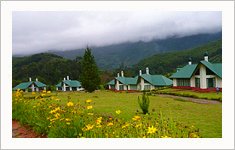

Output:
xmin=56 ymin=76 xmax=84 ymax=91
xmin=170 ymin=53 xmax=222 ymax=91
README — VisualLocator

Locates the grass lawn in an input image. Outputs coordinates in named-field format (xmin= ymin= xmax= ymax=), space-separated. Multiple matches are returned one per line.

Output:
xmin=153 ymin=88 xmax=222 ymax=101
xmin=23 ymin=90 xmax=221 ymax=138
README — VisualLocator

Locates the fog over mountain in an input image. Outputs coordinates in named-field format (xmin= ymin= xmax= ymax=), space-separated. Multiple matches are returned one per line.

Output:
xmin=13 ymin=11 xmax=222 ymax=55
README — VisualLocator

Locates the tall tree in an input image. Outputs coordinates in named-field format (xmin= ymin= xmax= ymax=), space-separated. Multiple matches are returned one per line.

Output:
xmin=81 ymin=47 xmax=101 ymax=92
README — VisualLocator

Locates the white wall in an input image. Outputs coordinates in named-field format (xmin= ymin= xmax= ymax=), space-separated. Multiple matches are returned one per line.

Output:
xmin=216 ymin=77 xmax=222 ymax=88
xmin=173 ymin=79 xmax=177 ymax=87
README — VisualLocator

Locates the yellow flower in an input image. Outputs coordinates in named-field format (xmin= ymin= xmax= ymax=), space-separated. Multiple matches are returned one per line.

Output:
xmin=96 ymin=117 xmax=102 ymax=124
xmin=47 ymin=91 xmax=51 ymax=94
xmin=122 ymin=123 xmax=130 ymax=128
xmin=86 ymin=105 xmax=93 ymax=110
xmin=41 ymin=94 xmax=46 ymax=97
xmin=54 ymin=113 xmax=60 ymax=118
xmin=132 ymin=115 xmax=141 ymax=121
xmin=87 ymin=113 xmax=94 ymax=116
xmin=55 ymin=98 xmax=60 ymax=101
xmin=115 ymin=110 xmax=121 ymax=115
xmin=67 ymin=101 xmax=74 ymax=107
xmin=107 ymin=122 xmax=114 ymax=126
xmin=32 ymin=92 xmax=36 ymax=95
xmin=85 ymin=99 xmax=92 ymax=103
xmin=82 ymin=124 xmax=94 ymax=131
xmin=65 ymin=118 xmax=71 ymax=122
xmin=161 ymin=135 xmax=171 ymax=138
xmin=66 ymin=122 xmax=71 ymax=125
xmin=42 ymin=90 xmax=46 ymax=93
xmin=147 ymin=126 xmax=157 ymax=134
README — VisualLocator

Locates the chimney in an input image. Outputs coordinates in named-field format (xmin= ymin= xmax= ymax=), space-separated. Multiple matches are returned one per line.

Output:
xmin=67 ymin=76 xmax=69 ymax=80
xmin=204 ymin=52 xmax=208 ymax=62
xmin=29 ymin=77 xmax=32 ymax=81
xmin=117 ymin=73 xmax=120 ymax=77
xmin=121 ymin=71 xmax=124 ymax=77
xmin=139 ymin=70 xmax=142 ymax=76
xmin=188 ymin=57 xmax=192 ymax=65
xmin=146 ymin=67 xmax=149 ymax=75
xmin=64 ymin=77 xmax=66 ymax=81
xmin=36 ymin=78 xmax=38 ymax=81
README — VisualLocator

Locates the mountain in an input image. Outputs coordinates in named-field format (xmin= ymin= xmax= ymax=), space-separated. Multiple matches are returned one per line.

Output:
xmin=12 ymin=53 xmax=82 ymax=88
xmin=49 ymin=32 xmax=222 ymax=70
xmin=130 ymin=39 xmax=222 ymax=77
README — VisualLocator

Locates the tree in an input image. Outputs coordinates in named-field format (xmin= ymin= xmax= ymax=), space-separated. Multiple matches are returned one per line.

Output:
xmin=81 ymin=47 xmax=101 ymax=92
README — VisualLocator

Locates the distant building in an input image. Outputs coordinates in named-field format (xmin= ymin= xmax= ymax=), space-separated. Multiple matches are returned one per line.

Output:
xmin=114 ymin=71 xmax=138 ymax=91
xmin=137 ymin=68 xmax=173 ymax=90
xmin=107 ymin=68 xmax=172 ymax=91
xmin=170 ymin=52 xmax=222 ymax=91
xmin=107 ymin=79 xmax=115 ymax=90
xmin=13 ymin=78 xmax=46 ymax=92
xmin=56 ymin=76 xmax=84 ymax=91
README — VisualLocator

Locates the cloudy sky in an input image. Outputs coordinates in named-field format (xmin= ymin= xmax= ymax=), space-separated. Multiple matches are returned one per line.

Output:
xmin=12 ymin=11 xmax=222 ymax=55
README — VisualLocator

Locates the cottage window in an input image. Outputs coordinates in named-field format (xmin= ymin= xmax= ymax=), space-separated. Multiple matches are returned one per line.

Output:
xmin=177 ymin=79 xmax=190 ymax=86
xmin=206 ymin=68 xmax=215 ymax=75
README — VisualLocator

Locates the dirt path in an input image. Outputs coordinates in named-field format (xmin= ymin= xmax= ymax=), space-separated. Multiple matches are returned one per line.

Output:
xmin=12 ymin=120 xmax=47 ymax=138
xmin=158 ymin=94 xmax=221 ymax=104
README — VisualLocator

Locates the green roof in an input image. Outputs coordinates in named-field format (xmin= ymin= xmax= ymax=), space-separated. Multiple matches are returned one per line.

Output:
xmin=139 ymin=74 xmax=172 ymax=86
xmin=200 ymin=61 xmax=222 ymax=78
xmin=115 ymin=76 xmax=138 ymax=85
xmin=170 ymin=61 xmax=222 ymax=79
xmin=13 ymin=81 xmax=46 ymax=90
xmin=34 ymin=81 xmax=46 ymax=87
xmin=57 ymin=80 xmax=81 ymax=87
xmin=107 ymin=79 xmax=115 ymax=85
xmin=13 ymin=81 xmax=33 ymax=90
xmin=170 ymin=64 xmax=197 ymax=78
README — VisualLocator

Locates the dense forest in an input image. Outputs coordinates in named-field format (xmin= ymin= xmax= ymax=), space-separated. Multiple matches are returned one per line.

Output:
xmin=12 ymin=53 xmax=82 ymax=88
xmin=12 ymin=40 xmax=222 ymax=88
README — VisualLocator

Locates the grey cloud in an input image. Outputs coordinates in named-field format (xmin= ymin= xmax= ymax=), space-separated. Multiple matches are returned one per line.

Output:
xmin=12 ymin=11 xmax=222 ymax=55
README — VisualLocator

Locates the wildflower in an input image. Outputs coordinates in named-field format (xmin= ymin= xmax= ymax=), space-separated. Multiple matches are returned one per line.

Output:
xmin=86 ymin=105 xmax=93 ymax=110
xmin=82 ymin=124 xmax=94 ymax=131
xmin=42 ymin=90 xmax=46 ymax=93
xmin=33 ymin=106 xmax=36 ymax=108
xmin=87 ymin=113 xmax=94 ymax=116
xmin=147 ymin=126 xmax=157 ymax=134
xmin=65 ymin=118 xmax=71 ymax=122
xmin=67 ymin=101 xmax=74 ymax=107
xmin=47 ymin=91 xmax=51 ymax=94
xmin=115 ymin=110 xmax=121 ymax=115
xmin=54 ymin=113 xmax=60 ymax=118
xmin=32 ymin=92 xmax=36 ymax=95
xmin=85 ymin=99 xmax=92 ymax=103
xmin=96 ymin=117 xmax=102 ymax=124
xmin=122 ymin=123 xmax=130 ymax=128
xmin=41 ymin=94 xmax=46 ymax=97
xmin=55 ymin=98 xmax=60 ymax=101
xmin=132 ymin=115 xmax=141 ymax=121
xmin=161 ymin=135 xmax=171 ymax=138
xmin=107 ymin=122 xmax=114 ymax=126
xmin=66 ymin=122 xmax=71 ymax=125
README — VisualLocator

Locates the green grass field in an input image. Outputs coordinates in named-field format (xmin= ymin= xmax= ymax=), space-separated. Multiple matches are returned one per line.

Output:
xmin=153 ymin=88 xmax=222 ymax=101
xmin=22 ymin=90 xmax=222 ymax=138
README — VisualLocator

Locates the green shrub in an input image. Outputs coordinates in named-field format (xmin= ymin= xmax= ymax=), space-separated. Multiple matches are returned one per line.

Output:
xmin=138 ymin=92 xmax=150 ymax=114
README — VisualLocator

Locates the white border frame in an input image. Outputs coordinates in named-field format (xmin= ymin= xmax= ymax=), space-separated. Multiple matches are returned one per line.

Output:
xmin=1 ymin=1 xmax=234 ymax=149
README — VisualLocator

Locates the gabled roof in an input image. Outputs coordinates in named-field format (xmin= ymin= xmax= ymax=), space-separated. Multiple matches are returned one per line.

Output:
xmin=13 ymin=81 xmax=33 ymax=90
xmin=13 ymin=81 xmax=46 ymax=90
xmin=57 ymin=80 xmax=81 ymax=87
xmin=139 ymin=74 xmax=172 ymax=86
xmin=34 ymin=81 xmax=47 ymax=87
xmin=115 ymin=76 xmax=138 ymax=85
xmin=170 ymin=61 xmax=222 ymax=79
xmin=107 ymin=79 xmax=115 ymax=85
xmin=170 ymin=64 xmax=197 ymax=78
xmin=200 ymin=61 xmax=222 ymax=78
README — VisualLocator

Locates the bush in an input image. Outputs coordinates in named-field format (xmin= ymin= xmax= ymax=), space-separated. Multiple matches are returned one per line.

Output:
xmin=138 ymin=92 xmax=150 ymax=114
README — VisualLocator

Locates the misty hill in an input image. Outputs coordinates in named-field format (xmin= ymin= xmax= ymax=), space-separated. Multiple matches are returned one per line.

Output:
xmin=129 ymin=39 xmax=222 ymax=76
xmin=12 ymin=53 xmax=82 ymax=88
xmin=49 ymin=32 xmax=222 ymax=70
